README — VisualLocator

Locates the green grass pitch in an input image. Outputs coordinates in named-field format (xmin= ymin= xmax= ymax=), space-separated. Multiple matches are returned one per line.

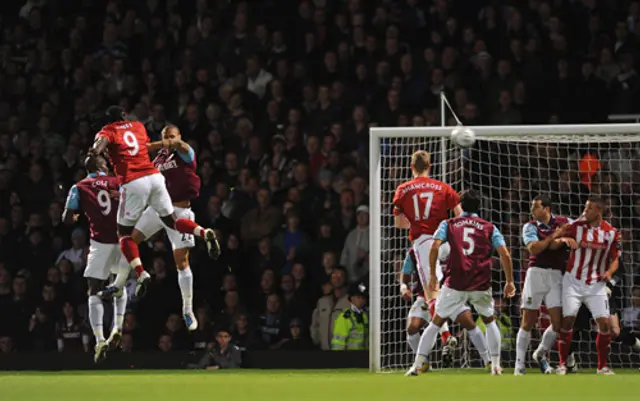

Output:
xmin=0 ymin=369 xmax=637 ymax=401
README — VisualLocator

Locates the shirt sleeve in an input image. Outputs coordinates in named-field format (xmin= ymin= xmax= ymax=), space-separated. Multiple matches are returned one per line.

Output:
xmin=521 ymin=223 xmax=538 ymax=246
xmin=434 ymin=221 xmax=448 ymax=242
xmin=491 ymin=226 xmax=507 ymax=249
xmin=401 ymin=250 xmax=416 ymax=274
xmin=446 ymin=185 xmax=460 ymax=209
xmin=177 ymin=144 xmax=195 ymax=163
xmin=95 ymin=126 xmax=112 ymax=142
xmin=65 ymin=185 xmax=80 ymax=210
xmin=392 ymin=185 xmax=404 ymax=216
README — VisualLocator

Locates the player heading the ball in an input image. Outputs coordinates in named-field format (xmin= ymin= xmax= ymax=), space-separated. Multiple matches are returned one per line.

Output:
xmin=89 ymin=106 xmax=221 ymax=297
xmin=393 ymin=150 xmax=462 ymax=360
xmin=405 ymin=190 xmax=515 ymax=376
xmin=554 ymin=196 xmax=621 ymax=376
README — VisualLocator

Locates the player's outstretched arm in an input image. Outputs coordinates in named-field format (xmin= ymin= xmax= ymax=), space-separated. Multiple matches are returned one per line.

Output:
xmin=496 ymin=245 xmax=516 ymax=298
xmin=148 ymin=138 xmax=191 ymax=154
xmin=603 ymin=255 xmax=620 ymax=282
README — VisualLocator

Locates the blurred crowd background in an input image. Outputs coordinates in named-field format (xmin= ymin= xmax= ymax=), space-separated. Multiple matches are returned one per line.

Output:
xmin=0 ymin=0 xmax=639 ymax=359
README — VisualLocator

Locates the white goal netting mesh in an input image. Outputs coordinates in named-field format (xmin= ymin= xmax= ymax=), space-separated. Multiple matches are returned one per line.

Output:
xmin=374 ymin=128 xmax=640 ymax=372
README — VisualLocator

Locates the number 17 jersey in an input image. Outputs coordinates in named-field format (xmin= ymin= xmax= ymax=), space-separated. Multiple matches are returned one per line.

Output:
xmin=95 ymin=120 xmax=158 ymax=185
xmin=66 ymin=173 xmax=120 ymax=244
xmin=393 ymin=176 xmax=460 ymax=241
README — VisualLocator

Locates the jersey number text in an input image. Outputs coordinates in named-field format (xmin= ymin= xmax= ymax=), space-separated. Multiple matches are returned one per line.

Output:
xmin=97 ymin=190 xmax=112 ymax=216
xmin=462 ymin=227 xmax=475 ymax=256
xmin=411 ymin=192 xmax=433 ymax=220
xmin=123 ymin=131 xmax=140 ymax=156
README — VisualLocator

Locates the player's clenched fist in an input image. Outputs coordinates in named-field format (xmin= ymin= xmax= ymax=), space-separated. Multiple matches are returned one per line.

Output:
xmin=504 ymin=281 xmax=516 ymax=298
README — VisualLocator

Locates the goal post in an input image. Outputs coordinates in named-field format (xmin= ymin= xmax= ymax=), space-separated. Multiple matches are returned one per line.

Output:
xmin=369 ymin=123 xmax=640 ymax=373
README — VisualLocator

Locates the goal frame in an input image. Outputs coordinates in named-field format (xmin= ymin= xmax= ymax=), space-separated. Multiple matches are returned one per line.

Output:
xmin=368 ymin=122 xmax=640 ymax=372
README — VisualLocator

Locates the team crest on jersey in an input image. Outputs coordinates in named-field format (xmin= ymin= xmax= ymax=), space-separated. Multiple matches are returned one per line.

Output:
xmin=526 ymin=297 xmax=532 ymax=305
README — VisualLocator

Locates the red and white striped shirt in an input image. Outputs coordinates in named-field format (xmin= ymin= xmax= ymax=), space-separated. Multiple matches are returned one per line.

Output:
xmin=565 ymin=220 xmax=621 ymax=285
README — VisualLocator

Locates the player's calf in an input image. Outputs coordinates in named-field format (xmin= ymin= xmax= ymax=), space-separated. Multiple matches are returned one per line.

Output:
xmin=174 ymin=248 xmax=197 ymax=331
xmin=454 ymin=310 xmax=491 ymax=368
xmin=594 ymin=316 xmax=612 ymax=372
xmin=406 ymin=318 xmax=424 ymax=353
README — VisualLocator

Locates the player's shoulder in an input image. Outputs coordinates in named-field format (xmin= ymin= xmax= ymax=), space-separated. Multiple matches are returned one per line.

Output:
xmin=554 ymin=215 xmax=571 ymax=224
xmin=601 ymin=220 xmax=617 ymax=231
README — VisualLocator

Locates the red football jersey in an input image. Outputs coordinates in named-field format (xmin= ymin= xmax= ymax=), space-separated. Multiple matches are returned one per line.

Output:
xmin=393 ymin=176 xmax=459 ymax=241
xmin=564 ymin=219 xmax=620 ymax=285
xmin=95 ymin=121 xmax=158 ymax=184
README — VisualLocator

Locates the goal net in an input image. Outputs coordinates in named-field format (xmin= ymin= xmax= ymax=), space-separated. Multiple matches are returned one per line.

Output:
xmin=369 ymin=122 xmax=640 ymax=372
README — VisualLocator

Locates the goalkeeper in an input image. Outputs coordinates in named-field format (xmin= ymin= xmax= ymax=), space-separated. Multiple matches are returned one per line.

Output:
xmin=565 ymin=258 xmax=640 ymax=372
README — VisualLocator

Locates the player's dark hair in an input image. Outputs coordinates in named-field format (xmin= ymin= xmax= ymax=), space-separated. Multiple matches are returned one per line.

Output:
xmin=587 ymin=195 xmax=605 ymax=210
xmin=84 ymin=154 xmax=106 ymax=174
xmin=104 ymin=105 xmax=126 ymax=124
xmin=460 ymin=189 xmax=481 ymax=214
xmin=533 ymin=194 xmax=553 ymax=211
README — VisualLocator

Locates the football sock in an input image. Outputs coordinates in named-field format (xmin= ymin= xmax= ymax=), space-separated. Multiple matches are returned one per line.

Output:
xmin=558 ymin=329 xmax=573 ymax=366
xmin=407 ymin=332 xmax=420 ymax=353
xmin=175 ymin=218 xmax=205 ymax=238
xmin=468 ymin=326 xmax=490 ymax=366
xmin=178 ymin=267 xmax=194 ymax=315
xmin=536 ymin=326 xmax=558 ymax=354
xmin=119 ymin=236 xmax=144 ymax=277
xmin=440 ymin=322 xmax=451 ymax=343
xmin=596 ymin=332 xmax=611 ymax=370
xmin=88 ymin=295 xmax=104 ymax=343
xmin=113 ymin=286 xmax=127 ymax=331
xmin=515 ymin=329 xmax=531 ymax=370
xmin=486 ymin=321 xmax=502 ymax=368
xmin=112 ymin=261 xmax=131 ymax=289
xmin=413 ymin=323 xmax=439 ymax=369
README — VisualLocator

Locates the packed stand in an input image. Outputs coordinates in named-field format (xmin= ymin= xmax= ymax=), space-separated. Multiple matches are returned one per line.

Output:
xmin=0 ymin=0 xmax=639 ymax=358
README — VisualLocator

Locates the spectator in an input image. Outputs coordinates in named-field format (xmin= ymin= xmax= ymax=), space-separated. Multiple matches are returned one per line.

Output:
xmin=56 ymin=301 xmax=89 ymax=353
xmin=622 ymin=286 xmax=640 ymax=333
xmin=310 ymin=267 xmax=350 ymax=351
xmin=231 ymin=313 xmax=262 ymax=351
xmin=240 ymin=188 xmax=281 ymax=244
xmin=281 ymin=318 xmax=314 ymax=351
xmin=190 ymin=328 xmax=242 ymax=370
xmin=340 ymin=205 xmax=370 ymax=284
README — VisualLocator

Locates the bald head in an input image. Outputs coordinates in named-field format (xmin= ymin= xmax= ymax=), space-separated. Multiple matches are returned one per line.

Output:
xmin=161 ymin=125 xmax=181 ymax=141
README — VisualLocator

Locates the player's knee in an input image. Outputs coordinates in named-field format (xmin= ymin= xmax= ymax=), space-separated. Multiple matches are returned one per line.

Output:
xmin=520 ymin=309 xmax=537 ymax=331
xmin=173 ymin=249 xmax=189 ymax=270
xmin=131 ymin=229 xmax=145 ymax=244
xmin=481 ymin=315 xmax=494 ymax=325
xmin=561 ymin=316 xmax=575 ymax=330
xmin=597 ymin=318 xmax=610 ymax=334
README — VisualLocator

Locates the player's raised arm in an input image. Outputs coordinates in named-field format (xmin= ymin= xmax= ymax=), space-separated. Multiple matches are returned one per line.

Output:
xmin=392 ymin=183 xmax=410 ymax=229
xmin=62 ymin=184 xmax=80 ymax=225
xmin=452 ymin=203 xmax=463 ymax=216
xmin=492 ymin=226 xmax=515 ymax=298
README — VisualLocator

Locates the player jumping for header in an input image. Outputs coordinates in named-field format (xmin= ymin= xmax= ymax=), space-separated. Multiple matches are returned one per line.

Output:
xmin=554 ymin=196 xmax=621 ymax=375
xmin=515 ymin=195 xmax=572 ymax=375
xmin=62 ymin=155 xmax=130 ymax=362
xmin=393 ymin=150 xmax=462 ymax=369
xmin=405 ymin=190 xmax=515 ymax=376
xmin=126 ymin=125 xmax=203 ymax=330
xmin=89 ymin=106 xmax=220 ymax=297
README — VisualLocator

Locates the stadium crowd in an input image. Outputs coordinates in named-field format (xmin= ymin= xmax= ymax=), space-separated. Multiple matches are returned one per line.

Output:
xmin=0 ymin=0 xmax=639 ymax=359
